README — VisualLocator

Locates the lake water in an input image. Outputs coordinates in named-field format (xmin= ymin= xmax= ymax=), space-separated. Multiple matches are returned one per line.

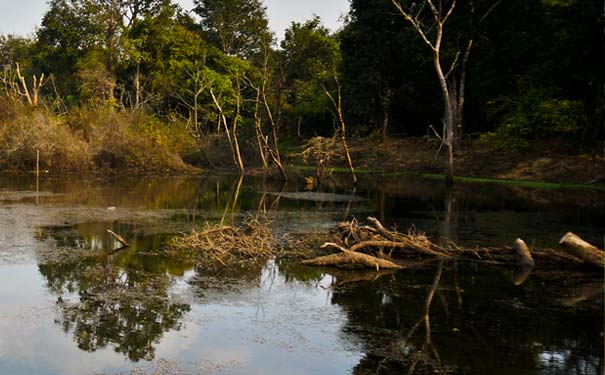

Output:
xmin=0 ymin=173 xmax=602 ymax=375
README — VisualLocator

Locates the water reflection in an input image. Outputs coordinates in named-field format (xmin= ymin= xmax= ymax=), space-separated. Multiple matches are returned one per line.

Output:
xmin=37 ymin=225 xmax=192 ymax=362
xmin=50 ymin=264 xmax=190 ymax=361
xmin=328 ymin=261 xmax=603 ymax=375
xmin=0 ymin=173 xmax=603 ymax=374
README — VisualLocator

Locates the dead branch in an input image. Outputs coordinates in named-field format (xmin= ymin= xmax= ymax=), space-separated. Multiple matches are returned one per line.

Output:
xmin=169 ymin=218 xmax=276 ymax=267
xmin=106 ymin=229 xmax=129 ymax=248
xmin=303 ymin=217 xmax=604 ymax=273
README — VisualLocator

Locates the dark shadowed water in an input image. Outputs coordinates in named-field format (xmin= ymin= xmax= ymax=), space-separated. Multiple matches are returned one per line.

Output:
xmin=0 ymin=173 xmax=602 ymax=375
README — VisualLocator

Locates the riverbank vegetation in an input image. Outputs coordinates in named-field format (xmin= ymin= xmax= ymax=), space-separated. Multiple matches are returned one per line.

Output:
xmin=0 ymin=0 xmax=603 ymax=181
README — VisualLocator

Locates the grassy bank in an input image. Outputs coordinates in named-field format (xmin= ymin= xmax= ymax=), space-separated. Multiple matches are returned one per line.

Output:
xmin=286 ymin=137 xmax=605 ymax=189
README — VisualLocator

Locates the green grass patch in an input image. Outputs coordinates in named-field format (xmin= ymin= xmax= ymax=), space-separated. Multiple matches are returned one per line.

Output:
xmin=293 ymin=165 xmax=605 ymax=192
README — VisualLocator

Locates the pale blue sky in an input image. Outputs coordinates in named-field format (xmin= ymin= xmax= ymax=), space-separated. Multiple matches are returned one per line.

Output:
xmin=0 ymin=0 xmax=350 ymax=38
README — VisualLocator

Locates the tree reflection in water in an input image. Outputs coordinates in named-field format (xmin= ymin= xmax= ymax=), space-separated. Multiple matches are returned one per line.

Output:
xmin=37 ymin=227 xmax=191 ymax=362
xmin=327 ymin=260 xmax=603 ymax=375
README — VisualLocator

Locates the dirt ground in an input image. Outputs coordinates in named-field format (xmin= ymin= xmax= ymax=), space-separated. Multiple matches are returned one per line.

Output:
xmin=288 ymin=136 xmax=605 ymax=185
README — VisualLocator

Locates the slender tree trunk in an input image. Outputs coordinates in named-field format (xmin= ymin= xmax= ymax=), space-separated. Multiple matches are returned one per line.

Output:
xmin=252 ymin=88 xmax=269 ymax=171
xmin=454 ymin=39 xmax=473 ymax=147
xmin=382 ymin=106 xmax=389 ymax=144
xmin=434 ymin=48 xmax=456 ymax=186
xmin=324 ymin=74 xmax=357 ymax=185
xmin=15 ymin=63 xmax=32 ymax=106
xmin=210 ymin=88 xmax=240 ymax=173
xmin=231 ymin=80 xmax=245 ymax=175
xmin=134 ymin=64 xmax=141 ymax=109
xmin=391 ymin=0 xmax=458 ymax=185
xmin=261 ymin=83 xmax=288 ymax=181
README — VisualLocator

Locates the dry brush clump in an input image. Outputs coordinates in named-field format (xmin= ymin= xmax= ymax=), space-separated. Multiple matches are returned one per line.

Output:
xmin=0 ymin=101 xmax=94 ymax=172
xmin=69 ymin=107 xmax=193 ymax=173
xmin=169 ymin=218 xmax=277 ymax=267
xmin=0 ymin=99 xmax=195 ymax=174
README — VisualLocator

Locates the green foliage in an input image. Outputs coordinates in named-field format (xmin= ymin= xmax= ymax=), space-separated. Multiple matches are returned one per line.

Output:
xmin=482 ymin=88 xmax=587 ymax=151
xmin=340 ymin=0 xmax=438 ymax=135
xmin=193 ymin=0 xmax=273 ymax=57
xmin=279 ymin=17 xmax=341 ymax=136
xmin=0 ymin=0 xmax=601 ymax=174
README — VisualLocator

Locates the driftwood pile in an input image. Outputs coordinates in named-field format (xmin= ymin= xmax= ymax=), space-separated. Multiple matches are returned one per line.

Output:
xmin=302 ymin=217 xmax=454 ymax=270
xmin=303 ymin=217 xmax=604 ymax=272
xmin=170 ymin=219 xmax=276 ymax=266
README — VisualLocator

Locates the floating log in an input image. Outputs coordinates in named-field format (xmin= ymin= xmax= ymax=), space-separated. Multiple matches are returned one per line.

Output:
xmin=514 ymin=238 xmax=535 ymax=267
xmin=107 ymin=229 xmax=129 ymax=248
xmin=559 ymin=232 xmax=603 ymax=269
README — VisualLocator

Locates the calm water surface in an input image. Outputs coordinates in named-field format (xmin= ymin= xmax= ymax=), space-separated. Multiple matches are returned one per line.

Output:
xmin=0 ymin=174 xmax=602 ymax=375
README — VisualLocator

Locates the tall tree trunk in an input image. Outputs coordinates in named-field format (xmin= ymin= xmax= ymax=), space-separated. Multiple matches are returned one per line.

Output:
xmin=391 ymin=0 xmax=457 ymax=185
xmin=261 ymin=82 xmax=288 ymax=181
xmin=252 ymin=88 xmax=269 ymax=171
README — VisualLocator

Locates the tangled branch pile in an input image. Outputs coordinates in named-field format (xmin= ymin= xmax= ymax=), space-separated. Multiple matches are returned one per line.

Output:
xmin=303 ymin=217 xmax=452 ymax=270
xmin=170 ymin=219 xmax=276 ymax=266
xmin=302 ymin=217 xmax=604 ymax=273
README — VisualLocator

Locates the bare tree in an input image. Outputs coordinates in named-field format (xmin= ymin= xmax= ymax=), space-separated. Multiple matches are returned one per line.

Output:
xmin=391 ymin=0 xmax=503 ymax=185
xmin=244 ymin=43 xmax=288 ymax=181
xmin=391 ymin=0 xmax=460 ymax=185
xmin=209 ymin=85 xmax=245 ymax=175
xmin=173 ymin=64 xmax=212 ymax=139
xmin=15 ymin=63 xmax=48 ymax=107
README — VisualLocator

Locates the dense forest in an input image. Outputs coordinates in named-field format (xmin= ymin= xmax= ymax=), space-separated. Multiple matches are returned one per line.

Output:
xmin=0 ymin=0 xmax=603 ymax=177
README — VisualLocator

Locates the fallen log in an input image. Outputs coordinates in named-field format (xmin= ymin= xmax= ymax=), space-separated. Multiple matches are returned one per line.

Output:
xmin=559 ymin=232 xmax=603 ymax=269
xmin=347 ymin=240 xmax=449 ymax=258
xmin=302 ymin=243 xmax=403 ymax=270
xmin=302 ymin=252 xmax=403 ymax=270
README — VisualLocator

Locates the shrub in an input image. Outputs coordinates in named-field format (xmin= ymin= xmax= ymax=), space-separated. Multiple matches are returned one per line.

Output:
xmin=482 ymin=88 xmax=587 ymax=151
xmin=0 ymin=100 xmax=196 ymax=174
xmin=0 ymin=104 xmax=93 ymax=172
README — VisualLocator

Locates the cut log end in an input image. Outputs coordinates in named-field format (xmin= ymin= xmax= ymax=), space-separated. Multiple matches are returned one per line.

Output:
xmin=559 ymin=232 xmax=603 ymax=269
xmin=514 ymin=238 xmax=535 ymax=268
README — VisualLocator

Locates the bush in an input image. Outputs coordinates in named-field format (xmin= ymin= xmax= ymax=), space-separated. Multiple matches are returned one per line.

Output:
xmin=0 ymin=103 xmax=93 ymax=172
xmin=0 ymin=100 xmax=196 ymax=174
xmin=76 ymin=107 xmax=192 ymax=173
xmin=482 ymin=88 xmax=587 ymax=151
